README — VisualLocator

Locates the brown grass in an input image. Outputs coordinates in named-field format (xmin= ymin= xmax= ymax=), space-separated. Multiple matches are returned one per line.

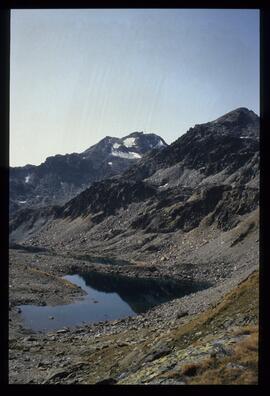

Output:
xmin=232 ymin=325 xmax=257 ymax=337
xmin=187 ymin=329 xmax=258 ymax=385
xmin=29 ymin=267 xmax=52 ymax=277
xmin=29 ymin=267 xmax=78 ymax=289
xmin=180 ymin=363 xmax=200 ymax=376
xmin=158 ymin=271 xmax=259 ymax=385
xmin=170 ymin=270 xmax=259 ymax=353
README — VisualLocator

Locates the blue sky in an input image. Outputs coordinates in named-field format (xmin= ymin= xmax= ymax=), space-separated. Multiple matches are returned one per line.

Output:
xmin=10 ymin=9 xmax=259 ymax=166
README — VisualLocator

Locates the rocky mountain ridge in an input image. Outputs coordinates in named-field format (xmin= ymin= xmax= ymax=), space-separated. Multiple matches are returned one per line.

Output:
xmin=10 ymin=131 xmax=167 ymax=214
xmin=56 ymin=108 xmax=259 ymax=228
xmin=10 ymin=107 xmax=259 ymax=256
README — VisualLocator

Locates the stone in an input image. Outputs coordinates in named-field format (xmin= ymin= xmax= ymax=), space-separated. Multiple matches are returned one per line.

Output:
xmin=145 ymin=346 xmax=171 ymax=363
xmin=43 ymin=369 xmax=70 ymax=383
xmin=23 ymin=336 xmax=36 ymax=342
xmin=117 ymin=341 xmax=129 ymax=347
xmin=57 ymin=329 xmax=69 ymax=334
xmin=176 ymin=310 xmax=189 ymax=319
xmin=226 ymin=363 xmax=245 ymax=370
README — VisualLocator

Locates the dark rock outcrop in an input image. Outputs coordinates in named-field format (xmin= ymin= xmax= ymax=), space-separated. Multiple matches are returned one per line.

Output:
xmin=59 ymin=179 xmax=156 ymax=221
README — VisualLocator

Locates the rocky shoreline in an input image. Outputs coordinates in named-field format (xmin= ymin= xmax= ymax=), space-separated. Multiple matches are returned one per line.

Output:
xmin=9 ymin=246 xmax=258 ymax=384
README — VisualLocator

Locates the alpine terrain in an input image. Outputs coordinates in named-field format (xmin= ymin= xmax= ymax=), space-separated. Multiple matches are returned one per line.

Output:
xmin=9 ymin=107 xmax=259 ymax=385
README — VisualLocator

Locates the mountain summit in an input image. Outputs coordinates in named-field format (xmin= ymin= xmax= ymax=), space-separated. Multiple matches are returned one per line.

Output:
xmin=207 ymin=107 xmax=259 ymax=139
xmin=83 ymin=131 xmax=166 ymax=160
xmin=10 ymin=132 xmax=167 ymax=213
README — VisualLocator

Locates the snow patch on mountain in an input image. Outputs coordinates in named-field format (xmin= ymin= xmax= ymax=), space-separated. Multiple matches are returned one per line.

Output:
xmin=159 ymin=183 xmax=168 ymax=189
xmin=111 ymin=150 xmax=141 ymax=159
xmin=123 ymin=137 xmax=136 ymax=148
xmin=25 ymin=175 xmax=30 ymax=183
xmin=130 ymin=152 xmax=142 ymax=159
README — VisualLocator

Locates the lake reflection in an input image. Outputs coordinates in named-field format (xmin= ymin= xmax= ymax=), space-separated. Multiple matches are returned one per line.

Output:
xmin=18 ymin=271 xmax=210 ymax=332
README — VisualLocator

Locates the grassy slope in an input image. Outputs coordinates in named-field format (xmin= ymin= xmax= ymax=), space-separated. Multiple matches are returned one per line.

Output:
xmin=84 ymin=270 xmax=259 ymax=384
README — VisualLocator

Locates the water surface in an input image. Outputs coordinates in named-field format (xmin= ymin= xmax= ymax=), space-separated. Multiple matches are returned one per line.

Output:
xmin=18 ymin=271 xmax=210 ymax=332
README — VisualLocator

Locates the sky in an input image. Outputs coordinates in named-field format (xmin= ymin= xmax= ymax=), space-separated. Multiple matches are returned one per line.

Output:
xmin=10 ymin=9 xmax=260 ymax=167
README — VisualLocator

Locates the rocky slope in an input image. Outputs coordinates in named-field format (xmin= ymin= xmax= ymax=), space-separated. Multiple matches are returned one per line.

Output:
xmin=10 ymin=107 xmax=259 ymax=251
xmin=10 ymin=131 xmax=167 ymax=214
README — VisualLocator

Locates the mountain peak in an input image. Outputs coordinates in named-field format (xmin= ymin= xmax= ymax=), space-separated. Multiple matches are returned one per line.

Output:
xmin=212 ymin=107 xmax=258 ymax=124
xmin=9 ymin=130 xmax=168 ymax=215
xmin=193 ymin=107 xmax=260 ymax=140
xmin=125 ymin=131 xmax=144 ymax=138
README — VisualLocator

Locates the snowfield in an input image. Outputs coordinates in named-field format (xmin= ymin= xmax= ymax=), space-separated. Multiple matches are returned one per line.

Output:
xmin=111 ymin=150 xmax=141 ymax=159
